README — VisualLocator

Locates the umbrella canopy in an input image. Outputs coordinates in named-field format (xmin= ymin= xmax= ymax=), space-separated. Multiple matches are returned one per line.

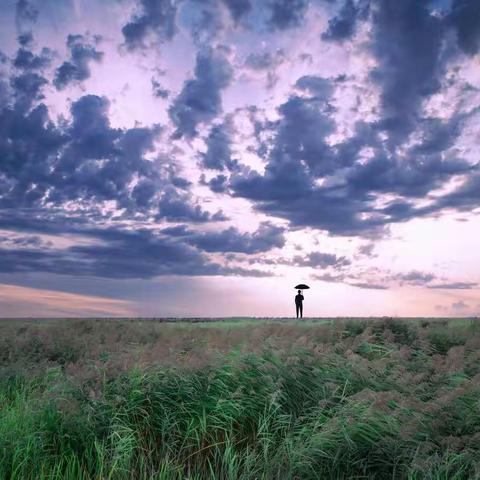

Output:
xmin=295 ymin=284 xmax=310 ymax=289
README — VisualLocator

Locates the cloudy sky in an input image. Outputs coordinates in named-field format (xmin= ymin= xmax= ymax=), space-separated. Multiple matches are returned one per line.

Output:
xmin=0 ymin=0 xmax=479 ymax=317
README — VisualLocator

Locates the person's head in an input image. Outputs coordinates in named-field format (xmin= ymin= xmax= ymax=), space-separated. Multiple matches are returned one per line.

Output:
xmin=298 ymin=290 xmax=301 ymax=294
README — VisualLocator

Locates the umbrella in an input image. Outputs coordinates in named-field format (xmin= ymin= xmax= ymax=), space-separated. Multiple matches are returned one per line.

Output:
xmin=295 ymin=284 xmax=310 ymax=290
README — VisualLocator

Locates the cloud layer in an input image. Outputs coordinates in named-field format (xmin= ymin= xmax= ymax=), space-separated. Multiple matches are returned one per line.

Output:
xmin=0 ymin=0 xmax=479 ymax=315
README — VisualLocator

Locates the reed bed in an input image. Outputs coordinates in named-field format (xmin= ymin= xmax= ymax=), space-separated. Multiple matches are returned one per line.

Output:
xmin=1 ymin=317 xmax=479 ymax=479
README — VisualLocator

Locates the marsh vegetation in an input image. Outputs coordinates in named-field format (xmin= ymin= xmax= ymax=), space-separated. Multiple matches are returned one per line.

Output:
xmin=1 ymin=317 xmax=479 ymax=479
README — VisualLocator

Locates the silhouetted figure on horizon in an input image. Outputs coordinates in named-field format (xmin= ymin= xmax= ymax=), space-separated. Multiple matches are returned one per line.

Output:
xmin=295 ymin=290 xmax=304 ymax=318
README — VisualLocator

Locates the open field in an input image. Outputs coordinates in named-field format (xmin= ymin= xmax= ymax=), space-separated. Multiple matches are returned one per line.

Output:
xmin=1 ymin=317 xmax=480 ymax=479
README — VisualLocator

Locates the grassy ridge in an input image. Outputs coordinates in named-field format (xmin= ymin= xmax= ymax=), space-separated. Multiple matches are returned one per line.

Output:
xmin=1 ymin=318 xmax=480 ymax=479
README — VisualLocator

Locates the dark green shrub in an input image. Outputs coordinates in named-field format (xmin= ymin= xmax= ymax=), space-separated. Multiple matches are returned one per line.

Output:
xmin=342 ymin=320 xmax=365 ymax=338
xmin=371 ymin=319 xmax=416 ymax=346
xmin=428 ymin=329 xmax=465 ymax=355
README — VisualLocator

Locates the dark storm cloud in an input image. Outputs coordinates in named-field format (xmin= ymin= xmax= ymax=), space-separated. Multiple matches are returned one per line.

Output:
xmin=10 ymin=37 xmax=53 ymax=111
xmin=293 ymin=251 xmax=351 ymax=268
xmin=345 ymin=153 xmax=473 ymax=199
xmin=160 ymin=224 xmax=192 ymax=237
xmin=168 ymin=169 xmax=192 ymax=190
xmin=0 ymin=100 xmax=63 ymax=208
xmin=233 ymin=83 xmax=337 ymax=200
xmin=0 ymin=234 xmax=47 ymax=247
xmin=245 ymin=50 xmax=285 ymax=70
xmin=201 ymin=173 xmax=228 ymax=193
xmin=156 ymin=188 xmax=225 ymax=223
xmin=448 ymin=0 xmax=480 ymax=55
xmin=231 ymin=82 xmax=367 ymax=235
xmin=0 ymin=227 xmax=269 ymax=279
xmin=46 ymin=95 xmax=158 ymax=209
xmin=0 ymin=248 xmax=69 ymax=275
xmin=295 ymin=75 xmax=335 ymax=98
xmin=176 ymin=222 xmax=286 ymax=253
xmin=429 ymin=282 xmax=477 ymax=289
xmin=313 ymin=272 xmax=345 ymax=282
xmin=312 ymin=270 xmax=389 ymax=289
xmin=200 ymin=119 xmax=238 ymax=171
xmin=312 ymin=266 xmax=446 ymax=290
xmin=66 ymin=228 xmax=221 ymax=278
xmin=193 ymin=1 xmax=477 ymax=241
xmin=348 ymin=282 xmax=388 ymax=290
xmin=394 ymin=271 xmax=436 ymax=286
xmin=370 ymin=0 xmax=445 ymax=146
xmin=322 ymin=0 xmax=369 ymax=42
xmin=357 ymin=242 xmax=376 ymax=257
xmin=268 ymin=0 xmax=310 ymax=30
xmin=0 ymin=49 xmax=233 ymax=286
xmin=169 ymin=47 xmax=233 ymax=138
xmin=121 ymin=0 xmax=306 ymax=42
xmin=271 ymin=85 xmax=336 ymax=176
xmin=151 ymin=78 xmax=170 ymax=99
xmin=231 ymin=136 xmax=473 ymax=235
xmin=186 ymin=0 xmax=225 ymax=44
xmin=232 ymin=159 xmax=313 ymax=205
xmin=15 ymin=0 xmax=38 ymax=28
xmin=2 ymin=0 xmax=480 ymax=290
xmin=122 ymin=0 xmax=177 ymax=50
xmin=0 ymin=89 xmax=217 ymax=224
xmin=13 ymin=46 xmax=53 ymax=71
xmin=224 ymin=265 xmax=272 ymax=277
xmin=313 ymin=267 xmax=448 ymax=290
xmin=18 ymin=32 xmax=33 ymax=47
xmin=413 ymin=115 xmax=465 ymax=155
xmin=0 ymin=53 xmax=9 ymax=107
xmin=431 ymin=172 xmax=480 ymax=212
xmin=221 ymin=0 xmax=252 ymax=22
xmin=230 ymin=50 xmax=478 ymax=237
xmin=54 ymin=34 xmax=103 ymax=90
xmin=66 ymin=94 xmax=120 ymax=160
xmin=11 ymin=72 xmax=47 ymax=110
xmin=231 ymin=172 xmax=385 ymax=236
xmin=0 ymin=210 xmax=86 ymax=236
xmin=171 ymin=0 xmax=224 ymax=43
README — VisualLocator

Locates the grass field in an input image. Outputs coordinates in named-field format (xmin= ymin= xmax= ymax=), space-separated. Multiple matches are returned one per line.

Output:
xmin=1 ymin=317 xmax=480 ymax=479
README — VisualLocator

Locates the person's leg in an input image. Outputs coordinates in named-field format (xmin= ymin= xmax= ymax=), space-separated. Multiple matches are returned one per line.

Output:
xmin=296 ymin=304 xmax=299 ymax=318
xmin=300 ymin=304 xmax=303 ymax=318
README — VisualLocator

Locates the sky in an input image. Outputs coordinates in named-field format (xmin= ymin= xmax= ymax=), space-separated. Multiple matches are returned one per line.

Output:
xmin=0 ymin=0 xmax=479 ymax=317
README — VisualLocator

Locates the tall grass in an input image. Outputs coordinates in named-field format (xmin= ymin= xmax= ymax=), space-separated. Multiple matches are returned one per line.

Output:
xmin=1 ymin=318 xmax=480 ymax=479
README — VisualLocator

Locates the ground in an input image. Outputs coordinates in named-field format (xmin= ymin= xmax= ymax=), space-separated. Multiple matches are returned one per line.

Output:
xmin=1 ymin=317 xmax=480 ymax=479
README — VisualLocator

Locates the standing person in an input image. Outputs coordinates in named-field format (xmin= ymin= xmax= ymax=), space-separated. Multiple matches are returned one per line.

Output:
xmin=295 ymin=290 xmax=304 ymax=318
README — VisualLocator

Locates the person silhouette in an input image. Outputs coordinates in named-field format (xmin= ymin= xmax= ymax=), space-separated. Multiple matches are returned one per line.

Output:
xmin=295 ymin=290 xmax=304 ymax=318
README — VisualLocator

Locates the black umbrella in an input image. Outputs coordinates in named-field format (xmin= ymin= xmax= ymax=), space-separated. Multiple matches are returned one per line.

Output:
xmin=295 ymin=284 xmax=310 ymax=290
